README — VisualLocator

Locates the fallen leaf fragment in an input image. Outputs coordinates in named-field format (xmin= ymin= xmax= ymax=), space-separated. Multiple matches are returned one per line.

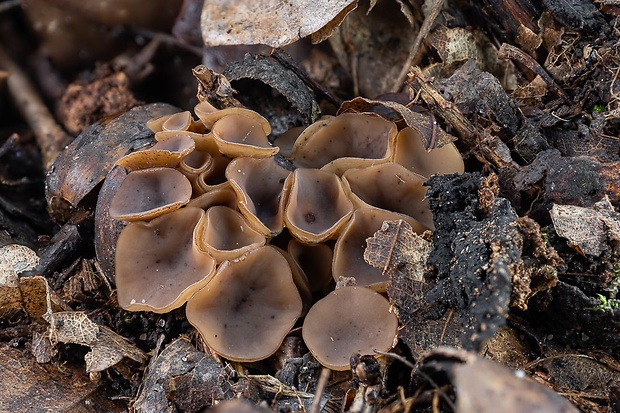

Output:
xmin=201 ymin=0 xmax=358 ymax=48
xmin=550 ymin=196 xmax=620 ymax=256
xmin=45 ymin=311 xmax=146 ymax=372
xmin=364 ymin=219 xmax=432 ymax=282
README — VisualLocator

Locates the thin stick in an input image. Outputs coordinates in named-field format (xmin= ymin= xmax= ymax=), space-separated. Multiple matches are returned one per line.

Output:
xmin=391 ymin=0 xmax=445 ymax=92
xmin=0 ymin=43 xmax=71 ymax=169
xmin=309 ymin=368 xmax=331 ymax=413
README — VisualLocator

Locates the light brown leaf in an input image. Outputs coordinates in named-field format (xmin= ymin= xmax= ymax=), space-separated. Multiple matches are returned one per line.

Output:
xmin=201 ymin=0 xmax=358 ymax=48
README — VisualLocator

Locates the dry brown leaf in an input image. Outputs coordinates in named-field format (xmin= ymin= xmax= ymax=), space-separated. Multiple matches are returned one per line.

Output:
xmin=364 ymin=219 xmax=432 ymax=282
xmin=550 ymin=196 xmax=620 ymax=256
xmin=200 ymin=0 xmax=358 ymax=48
xmin=45 ymin=311 xmax=146 ymax=372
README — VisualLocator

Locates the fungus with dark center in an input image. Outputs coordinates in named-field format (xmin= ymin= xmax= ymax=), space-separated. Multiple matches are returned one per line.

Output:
xmin=194 ymin=205 xmax=266 ymax=262
xmin=290 ymin=113 xmax=398 ymax=175
xmin=115 ymin=133 xmax=196 ymax=170
xmin=283 ymin=168 xmax=354 ymax=244
xmin=394 ymin=127 xmax=464 ymax=177
xmin=210 ymin=114 xmax=279 ymax=158
xmin=302 ymin=286 xmax=398 ymax=371
xmin=115 ymin=207 xmax=216 ymax=313
xmin=185 ymin=245 xmax=303 ymax=362
xmin=109 ymin=167 xmax=192 ymax=221
xmin=342 ymin=162 xmax=434 ymax=230
xmin=226 ymin=156 xmax=291 ymax=237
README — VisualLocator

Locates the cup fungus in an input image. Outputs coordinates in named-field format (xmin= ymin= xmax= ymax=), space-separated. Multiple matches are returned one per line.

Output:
xmin=115 ymin=207 xmax=216 ymax=313
xmin=302 ymin=286 xmax=398 ymax=371
xmin=226 ymin=157 xmax=291 ymax=237
xmin=109 ymin=167 xmax=192 ymax=221
xmin=185 ymin=246 xmax=303 ymax=362
xmin=115 ymin=133 xmax=196 ymax=170
xmin=394 ymin=127 xmax=464 ymax=177
xmin=283 ymin=168 xmax=354 ymax=243
xmin=195 ymin=205 xmax=266 ymax=262
xmin=290 ymin=113 xmax=397 ymax=175
xmin=342 ymin=162 xmax=434 ymax=230
xmin=104 ymin=100 xmax=465 ymax=369
xmin=210 ymin=114 xmax=279 ymax=158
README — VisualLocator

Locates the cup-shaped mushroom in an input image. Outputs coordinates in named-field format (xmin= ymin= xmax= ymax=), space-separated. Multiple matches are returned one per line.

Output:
xmin=302 ymin=286 xmax=398 ymax=371
xmin=146 ymin=113 xmax=172 ymax=132
xmin=288 ymin=239 xmax=333 ymax=293
xmin=283 ymin=168 xmax=354 ymax=244
xmin=115 ymin=207 xmax=217 ymax=313
xmin=290 ymin=113 xmax=397 ymax=176
xmin=176 ymin=149 xmax=214 ymax=196
xmin=185 ymin=245 xmax=303 ymax=362
xmin=226 ymin=157 xmax=291 ymax=237
xmin=195 ymin=206 xmax=266 ymax=263
xmin=342 ymin=162 xmax=434 ymax=230
xmin=161 ymin=111 xmax=192 ymax=131
xmin=394 ymin=127 xmax=464 ymax=177
xmin=115 ymin=133 xmax=196 ymax=170
xmin=187 ymin=185 xmax=238 ymax=210
xmin=196 ymin=155 xmax=232 ymax=193
xmin=210 ymin=115 xmax=279 ymax=158
xmin=194 ymin=100 xmax=271 ymax=135
xmin=157 ymin=130 xmax=220 ymax=156
xmin=270 ymin=245 xmax=313 ymax=315
xmin=333 ymin=207 xmax=418 ymax=289
xmin=109 ymin=167 xmax=192 ymax=222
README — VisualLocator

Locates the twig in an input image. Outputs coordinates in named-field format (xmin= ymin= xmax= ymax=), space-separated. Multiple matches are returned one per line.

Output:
xmin=309 ymin=368 xmax=331 ymax=413
xmin=391 ymin=0 xmax=445 ymax=92
xmin=497 ymin=43 xmax=571 ymax=103
xmin=0 ymin=43 xmax=71 ymax=169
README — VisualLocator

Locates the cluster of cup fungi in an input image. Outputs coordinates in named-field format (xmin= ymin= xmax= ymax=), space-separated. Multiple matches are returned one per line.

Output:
xmin=108 ymin=100 xmax=464 ymax=370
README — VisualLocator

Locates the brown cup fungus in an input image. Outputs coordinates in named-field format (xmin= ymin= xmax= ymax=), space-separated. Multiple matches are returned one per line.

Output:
xmin=186 ymin=246 xmax=302 ymax=362
xmin=290 ymin=113 xmax=397 ymax=175
xmin=115 ymin=207 xmax=216 ymax=313
xmin=302 ymin=286 xmax=398 ymax=371
xmin=210 ymin=114 xmax=279 ymax=158
xmin=107 ymin=100 xmax=464 ymax=368
xmin=342 ymin=162 xmax=434 ymax=230
xmin=226 ymin=157 xmax=290 ymax=237
xmin=195 ymin=205 xmax=266 ymax=262
xmin=394 ymin=127 xmax=464 ymax=177
xmin=115 ymin=133 xmax=196 ymax=170
xmin=109 ymin=167 xmax=192 ymax=221
xmin=283 ymin=168 xmax=354 ymax=243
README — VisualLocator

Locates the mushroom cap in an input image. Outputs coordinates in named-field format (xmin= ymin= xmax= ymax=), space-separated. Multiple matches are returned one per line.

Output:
xmin=273 ymin=125 xmax=306 ymax=158
xmin=194 ymin=100 xmax=271 ymax=135
xmin=394 ymin=127 xmax=464 ymax=177
xmin=225 ymin=157 xmax=291 ymax=237
xmin=157 ymin=130 xmax=220 ymax=155
xmin=210 ymin=115 xmax=279 ymax=158
xmin=342 ymin=162 xmax=434 ymax=230
xmin=283 ymin=168 xmax=354 ymax=243
xmin=162 ymin=110 xmax=192 ymax=131
xmin=333 ymin=207 xmax=421 ymax=289
xmin=195 ymin=205 xmax=266 ymax=263
xmin=302 ymin=286 xmax=398 ymax=370
xmin=196 ymin=155 xmax=232 ymax=194
xmin=186 ymin=245 xmax=302 ymax=362
xmin=109 ymin=167 xmax=192 ymax=221
xmin=290 ymin=113 xmax=397 ymax=175
xmin=115 ymin=133 xmax=196 ymax=170
xmin=115 ymin=207 xmax=217 ymax=313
